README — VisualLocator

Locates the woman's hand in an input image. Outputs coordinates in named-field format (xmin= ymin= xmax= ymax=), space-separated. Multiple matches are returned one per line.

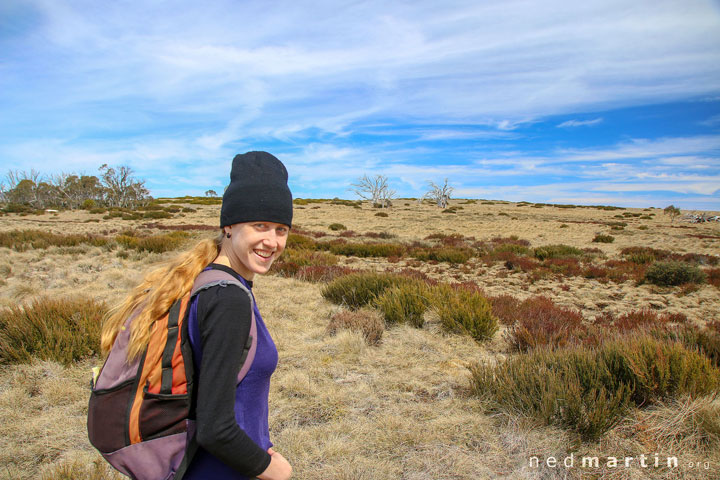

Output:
xmin=257 ymin=448 xmax=292 ymax=480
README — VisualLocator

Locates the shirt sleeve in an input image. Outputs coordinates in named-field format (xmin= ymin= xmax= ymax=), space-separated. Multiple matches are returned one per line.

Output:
xmin=193 ymin=284 xmax=272 ymax=477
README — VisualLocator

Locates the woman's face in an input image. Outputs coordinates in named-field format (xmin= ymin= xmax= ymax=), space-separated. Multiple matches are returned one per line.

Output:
xmin=224 ymin=221 xmax=289 ymax=280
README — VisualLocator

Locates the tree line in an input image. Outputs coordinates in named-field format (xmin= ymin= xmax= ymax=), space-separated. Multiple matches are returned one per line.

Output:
xmin=0 ymin=165 xmax=151 ymax=211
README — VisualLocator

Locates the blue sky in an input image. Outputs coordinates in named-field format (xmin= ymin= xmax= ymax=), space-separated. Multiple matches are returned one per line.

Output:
xmin=1 ymin=0 xmax=719 ymax=210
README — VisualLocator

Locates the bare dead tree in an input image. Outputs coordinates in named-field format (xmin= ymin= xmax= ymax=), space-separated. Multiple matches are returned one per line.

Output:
xmin=423 ymin=178 xmax=453 ymax=208
xmin=350 ymin=174 xmax=396 ymax=208
xmin=99 ymin=164 xmax=150 ymax=209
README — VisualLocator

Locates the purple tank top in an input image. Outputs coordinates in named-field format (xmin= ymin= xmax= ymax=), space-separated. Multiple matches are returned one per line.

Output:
xmin=185 ymin=273 xmax=278 ymax=479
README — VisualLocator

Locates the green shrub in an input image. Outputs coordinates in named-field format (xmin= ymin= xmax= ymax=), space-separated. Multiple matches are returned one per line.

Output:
xmin=592 ymin=234 xmax=615 ymax=243
xmin=0 ymin=230 xmax=109 ymax=251
xmin=116 ymin=231 xmax=189 ymax=253
xmin=329 ymin=223 xmax=347 ymax=231
xmin=143 ymin=210 xmax=173 ymax=219
xmin=375 ymin=280 xmax=430 ymax=327
xmin=2 ymin=203 xmax=33 ymax=213
xmin=328 ymin=242 xmax=405 ymax=258
xmin=491 ymin=243 xmax=531 ymax=256
xmin=470 ymin=335 xmax=720 ymax=440
xmin=432 ymin=285 xmax=498 ymax=342
xmin=0 ymin=297 xmax=107 ymax=365
xmin=645 ymin=261 xmax=707 ymax=286
xmin=322 ymin=272 xmax=414 ymax=309
xmin=286 ymin=233 xmax=318 ymax=250
xmin=326 ymin=309 xmax=384 ymax=346
xmin=533 ymin=244 xmax=584 ymax=260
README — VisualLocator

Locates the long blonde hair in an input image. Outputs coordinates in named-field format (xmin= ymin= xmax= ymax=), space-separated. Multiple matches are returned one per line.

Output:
xmin=101 ymin=232 xmax=224 ymax=360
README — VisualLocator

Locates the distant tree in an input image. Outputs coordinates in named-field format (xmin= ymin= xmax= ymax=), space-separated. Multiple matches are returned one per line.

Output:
xmin=205 ymin=189 xmax=218 ymax=197
xmin=99 ymin=164 xmax=150 ymax=209
xmin=423 ymin=178 xmax=453 ymax=208
xmin=664 ymin=205 xmax=681 ymax=223
xmin=351 ymin=174 xmax=396 ymax=208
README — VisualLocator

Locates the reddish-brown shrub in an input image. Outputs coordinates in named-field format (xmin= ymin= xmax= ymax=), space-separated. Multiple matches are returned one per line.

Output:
xmin=295 ymin=265 xmax=357 ymax=283
xmin=490 ymin=236 xmax=531 ymax=247
xmin=488 ymin=294 xmax=522 ymax=325
xmin=505 ymin=296 xmax=585 ymax=352
xmin=592 ymin=309 xmax=685 ymax=334
xmin=338 ymin=230 xmax=358 ymax=237
xmin=583 ymin=265 xmax=609 ymax=281
xmin=501 ymin=253 xmax=541 ymax=272
xmin=707 ymin=268 xmax=720 ymax=288
xmin=544 ymin=257 xmax=583 ymax=277
xmin=603 ymin=259 xmax=647 ymax=283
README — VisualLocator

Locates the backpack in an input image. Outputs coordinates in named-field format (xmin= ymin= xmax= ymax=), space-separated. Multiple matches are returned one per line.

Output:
xmin=87 ymin=269 xmax=258 ymax=480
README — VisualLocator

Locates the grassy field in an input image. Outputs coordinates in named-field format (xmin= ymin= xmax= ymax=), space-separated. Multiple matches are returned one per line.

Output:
xmin=0 ymin=199 xmax=719 ymax=479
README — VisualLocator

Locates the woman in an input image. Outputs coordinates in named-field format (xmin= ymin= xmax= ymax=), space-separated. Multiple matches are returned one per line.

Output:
xmin=101 ymin=151 xmax=293 ymax=480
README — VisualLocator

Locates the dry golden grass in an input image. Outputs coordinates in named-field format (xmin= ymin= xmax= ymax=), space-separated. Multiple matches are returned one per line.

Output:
xmin=1 ymin=200 xmax=718 ymax=479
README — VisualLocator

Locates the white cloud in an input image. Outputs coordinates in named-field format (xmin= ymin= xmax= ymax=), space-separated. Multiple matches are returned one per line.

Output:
xmin=557 ymin=118 xmax=603 ymax=128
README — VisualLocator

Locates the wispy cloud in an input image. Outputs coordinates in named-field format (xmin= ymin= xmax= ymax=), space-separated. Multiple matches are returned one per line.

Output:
xmin=557 ymin=118 xmax=603 ymax=128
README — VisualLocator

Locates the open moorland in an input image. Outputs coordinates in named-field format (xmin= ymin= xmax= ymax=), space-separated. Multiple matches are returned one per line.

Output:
xmin=1 ymin=198 xmax=719 ymax=479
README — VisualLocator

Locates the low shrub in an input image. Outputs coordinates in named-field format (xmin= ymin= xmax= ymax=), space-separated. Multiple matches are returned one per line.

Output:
xmin=470 ymin=335 xmax=720 ymax=440
xmin=707 ymin=268 xmax=720 ymax=288
xmin=544 ymin=257 xmax=583 ymax=277
xmin=0 ymin=229 xmax=110 ymax=251
xmin=432 ymin=285 xmax=498 ymax=342
xmin=286 ymin=233 xmax=318 ymax=250
xmin=364 ymin=231 xmax=397 ymax=239
xmin=273 ymin=249 xmax=353 ymax=282
xmin=374 ymin=212 xmax=389 ymax=217
xmin=593 ymin=309 xmax=680 ymax=334
xmin=328 ymin=242 xmax=405 ymax=258
xmin=592 ymin=234 xmax=615 ymax=243
xmin=533 ymin=244 xmax=584 ymax=261
xmin=411 ymin=246 xmax=473 ymax=264
xmin=321 ymin=272 xmax=414 ymax=309
xmin=645 ymin=261 xmax=707 ymax=286
xmin=488 ymin=294 xmax=522 ymax=325
xmin=329 ymin=223 xmax=347 ymax=231
xmin=294 ymin=265 xmax=356 ymax=283
xmin=505 ymin=296 xmax=585 ymax=352
xmin=142 ymin=210 xmax=173 ymax=219
xmin=0 ymin=297 xmax=107 ymax=365
xmin=375 ymin=280 xmax=430 ymax=328
xmin=116 ymin=231 xmax=190 ymax=253
xmin=492 ymin=243 xmax=531 ymax=256
xmin=501 ymin=253 xmax=541 ymax=272
xmin=326 ymin=309 xmax=384 ymax=346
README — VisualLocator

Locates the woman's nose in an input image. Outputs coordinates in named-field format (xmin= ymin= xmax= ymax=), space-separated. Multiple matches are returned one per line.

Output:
xmin=262 ymin=231 xmax=278 ymax=248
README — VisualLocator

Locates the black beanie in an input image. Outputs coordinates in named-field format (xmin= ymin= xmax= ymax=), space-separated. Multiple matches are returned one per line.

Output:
xmin=220 ymin=151 xmax=293 ymax=228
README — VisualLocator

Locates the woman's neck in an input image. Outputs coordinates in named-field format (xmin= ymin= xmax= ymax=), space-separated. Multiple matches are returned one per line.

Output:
xmin=212 ymin=252 xmax=255 ymax=281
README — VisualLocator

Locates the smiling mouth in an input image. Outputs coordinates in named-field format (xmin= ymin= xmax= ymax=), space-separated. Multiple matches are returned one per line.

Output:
xmin=254 ymin=250 xmax=273 ymax=259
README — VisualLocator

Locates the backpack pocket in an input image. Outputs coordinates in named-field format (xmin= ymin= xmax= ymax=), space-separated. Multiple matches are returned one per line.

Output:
xmin=88 ymin=379 xmax=135 ymax=453
xmin=139 ymin=388 xmax=189 ymax=442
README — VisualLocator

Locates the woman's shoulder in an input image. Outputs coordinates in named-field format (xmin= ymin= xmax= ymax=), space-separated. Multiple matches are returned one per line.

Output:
xmin=196 ymin=282 xmax=252 ymax=311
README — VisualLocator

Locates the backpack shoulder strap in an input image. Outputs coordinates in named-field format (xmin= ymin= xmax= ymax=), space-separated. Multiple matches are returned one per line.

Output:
xmin=189 ymin=268 xmax=258 ymax=383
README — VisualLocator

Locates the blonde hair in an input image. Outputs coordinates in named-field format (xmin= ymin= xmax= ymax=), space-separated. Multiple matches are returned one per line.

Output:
xmin=101 ymin=232 xmax=224 ymax=360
